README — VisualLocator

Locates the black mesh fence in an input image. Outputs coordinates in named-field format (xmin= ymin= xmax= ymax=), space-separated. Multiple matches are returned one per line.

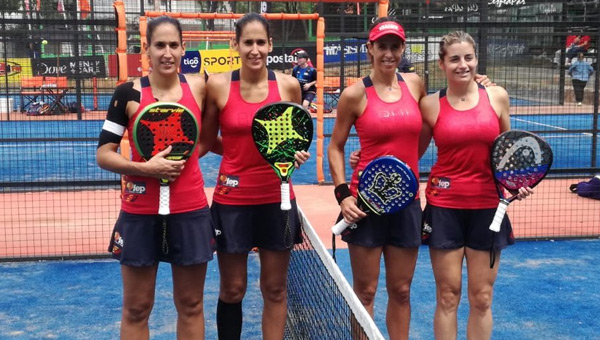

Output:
xmin=0 ymin=0 xmax=599 ymax=260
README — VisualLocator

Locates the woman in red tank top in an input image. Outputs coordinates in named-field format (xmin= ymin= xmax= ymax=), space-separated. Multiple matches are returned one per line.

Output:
xmin=420 ymin=31 xmax=532 ymax=340
xmin=328 ymin=17 xmax=427 ymax=340
xmin=202 ymin=13 xmax=309 ymax=340
xmin=97 ymin=16 xmax=214 ymax=339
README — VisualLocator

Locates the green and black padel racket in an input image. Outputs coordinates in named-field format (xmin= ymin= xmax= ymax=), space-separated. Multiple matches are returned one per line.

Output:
xmin=251 ymin=101 xmax=313 ymax=211
xmin=132 ymin=102 xmax=199 ymax=216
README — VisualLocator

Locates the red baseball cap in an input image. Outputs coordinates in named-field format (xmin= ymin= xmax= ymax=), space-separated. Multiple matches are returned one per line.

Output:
xmin=368 ymin=21 xmax=406 ymax=42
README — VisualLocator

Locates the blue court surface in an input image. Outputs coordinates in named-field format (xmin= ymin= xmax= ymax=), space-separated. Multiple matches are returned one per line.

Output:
xmin=0 ymin=239 xmax=599 ymax=339
xmin=1 ymin=114 xmax=599 ymax=186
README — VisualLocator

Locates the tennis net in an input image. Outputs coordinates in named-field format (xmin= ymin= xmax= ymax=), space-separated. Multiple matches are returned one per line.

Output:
xmin=284 ymin=207 xmax=385 ymax=340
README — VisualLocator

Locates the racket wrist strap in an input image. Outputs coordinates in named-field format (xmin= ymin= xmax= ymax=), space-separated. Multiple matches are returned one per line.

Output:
xmin=334 ymin=183 xmax=351 ymax=205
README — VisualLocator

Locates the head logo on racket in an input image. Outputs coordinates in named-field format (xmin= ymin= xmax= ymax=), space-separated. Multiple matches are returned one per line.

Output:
xmin=493 ymin=133 xmax=551 ymax=190
xmin=489 ymin=130 xmax=553 ymax=233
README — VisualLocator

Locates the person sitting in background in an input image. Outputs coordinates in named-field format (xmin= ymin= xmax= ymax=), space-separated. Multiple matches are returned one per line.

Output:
xmin=566 ymin=35 xmax=590 ymax=62
xmin=554 ymin=34 xmax=591 ymax=67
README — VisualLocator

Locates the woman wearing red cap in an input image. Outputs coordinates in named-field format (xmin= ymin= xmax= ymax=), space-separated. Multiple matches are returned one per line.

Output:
xmin=328 ymin=17 xmax=425 ymax=339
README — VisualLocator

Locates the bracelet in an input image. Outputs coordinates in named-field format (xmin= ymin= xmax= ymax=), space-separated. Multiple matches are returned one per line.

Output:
xmin=334 ymin=184 xmax=352 ymax=205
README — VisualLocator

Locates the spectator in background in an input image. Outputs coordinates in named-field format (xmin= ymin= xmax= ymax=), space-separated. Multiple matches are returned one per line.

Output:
xmin=292 ymin=51 xmax=318 ymax=109
xmin=27 ymin=42 xmax=40 ymax=59
xmin=566 ymin=34 xmax=590 ymax=61
xmin=344 ymin=3 xmax=355 ymax=14
xmin=398 ymin=55 xmax=415 ymax=73
xmin=568 ymin=52 xmax=595 ymax=106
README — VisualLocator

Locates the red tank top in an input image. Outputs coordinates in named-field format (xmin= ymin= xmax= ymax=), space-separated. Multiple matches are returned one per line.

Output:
xmin=426 ymin=84 xmax=500 ymax=209
xmin=351 ymin=74 xmax=422 ymax=198
xmin=121 ymin=74 xmax=208 ymax=214
xmin=213 ymin=70 xmax=296 ymax=205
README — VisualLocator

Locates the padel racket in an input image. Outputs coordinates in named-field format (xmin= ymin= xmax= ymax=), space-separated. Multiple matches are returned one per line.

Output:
xmin=331 ymin=156 xmax=419 ymax=235
xmin=251 ymin=101 xmax=313 ymax=210
xmin=489 ymin=130 xmax=553 ymax=232
xmin=132 ymin=102 xmax=200 ymax=215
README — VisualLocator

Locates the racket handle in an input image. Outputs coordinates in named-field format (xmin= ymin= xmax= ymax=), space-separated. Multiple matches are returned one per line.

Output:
xmin=159 ymin=183 xmax=170 ymax=215
xmin=280 ymin=182 xmax=291 ymax=211
xmin=489 ymin=199 xmax=509 ymax=232
xmin=331 ymin=219 xmax=353 ymax=236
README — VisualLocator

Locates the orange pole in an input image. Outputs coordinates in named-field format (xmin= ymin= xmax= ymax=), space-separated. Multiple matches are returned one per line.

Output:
xmin=183 ymin=31 xmax=235 ymax=36
xmin=113 ymin=1 xmax=126 ymax=29
xmin=92 ymin=77 xmax=98 ymax=110
xmin=378 ymin=0 xmax=389 ymax=17
xmin=316 ymin=18 xmax=325 ymax=183
xmin=145 ymin=11 xmax=319 ymax=21
xmin=113 ymin=0 xmax=128 ymax=84
xmin=140 ymin=16 xmax=149 ymax=76
xmin=141 ymin=9 xmax=335 ymax=183
xmin=202 ymin=0 xmax=375 ymax=1
xmin=114 ymin=0 xmax=129 ymax=192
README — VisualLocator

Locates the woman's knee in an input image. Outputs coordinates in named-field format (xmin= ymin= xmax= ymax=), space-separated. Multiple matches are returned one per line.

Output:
xmin=354 ymin=283 xmax=378 ymax=306
xmin=468 ymin=288 xmax=493 ymax=313
xmin=175 ymin=295 xmax=204 ymax=318
xmin=261 ymin=282 xmax=287 ymax=304
xmin=122 ymin=299 xmax=154 ymax=323
xmin=437 ymin=285 xmax=462 ymax=312
xmin=220 ymin=282 xmax=247 ymax=303
xmin=388 ymin=282 xmax=411 ymax=306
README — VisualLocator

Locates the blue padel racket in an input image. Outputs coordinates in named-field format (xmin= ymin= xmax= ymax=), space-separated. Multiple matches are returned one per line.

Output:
xmin=331 ymin=156 xmax=419 ymax=235
xmin=251 ymin=101 xmax=313 ymax=211
xmin=489 ymin=130 xmax=553 ymax=232
xmin=132 ymin=102 xmax=199 ymax=216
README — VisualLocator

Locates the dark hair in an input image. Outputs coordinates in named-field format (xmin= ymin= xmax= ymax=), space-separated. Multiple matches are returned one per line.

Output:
xmin=296 ymin=51 xmax=309 ymax=59
xmin=146 ymin=16 xmax=183 ymax=45
xmin=234 ymin=13 xmax=271 ymax=42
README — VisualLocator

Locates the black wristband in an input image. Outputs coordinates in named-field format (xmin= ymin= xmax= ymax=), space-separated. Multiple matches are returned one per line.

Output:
xmin=334 ymin=184 xmax=352 ymax=205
